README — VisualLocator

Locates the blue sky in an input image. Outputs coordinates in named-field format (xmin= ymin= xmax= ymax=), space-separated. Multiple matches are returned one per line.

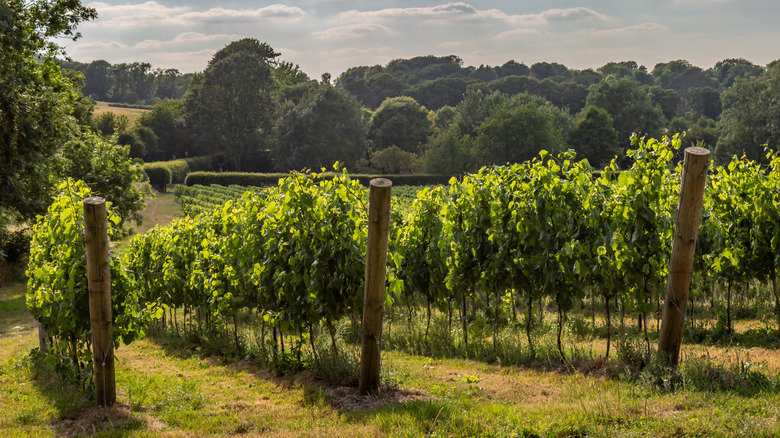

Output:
xmin=62 ymin=1 xmax=780 ymax=78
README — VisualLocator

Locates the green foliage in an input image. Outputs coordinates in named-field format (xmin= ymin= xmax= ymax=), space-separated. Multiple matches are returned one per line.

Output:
xmin=136 ymin=98 xmax=186 ymax=160
xmin=569 ymin=105 xmax=621 ymax=167
xmin=0 ymin=0 xmax=91 ymax=227
xmin=92 ymin=112 xmax=129 ymax=137
xmin=26 ymin=179 xmax=156 ymax=387
xmin=369 ymin=146 xmax=418 ymax=174
xmin=273 ymin=83 xmax=366 ymax=171
xmin=475 ymin=102 xmax=565 ymax=165
xmin=126 ymin=169 xmax=368 ymax=355
xmin=184 ymin=45 xmax=276 ymax=171
xmin=715 ymin=62 xmax=780 ymax=164
xmin=184 ymin=171 xmax=454 ymax=188
xmin=369 ymin=96 xmax=432 ymax=154
xmin=586 ymin=77 xmax=666 ymax=149
xmin=60 ymin=130 xmax=149 ymax=226
xmin=144 ymin=163 xmax=172 ymax=192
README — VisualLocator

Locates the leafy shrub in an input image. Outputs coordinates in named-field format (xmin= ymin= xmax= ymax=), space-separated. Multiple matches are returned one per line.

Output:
xmin=144 ymin=163 xmax=172 ymax=192
xmin=26 ymin=179 xmax=159 ymax=388
xmin=184 ymin=171 xmax=454 ymax=187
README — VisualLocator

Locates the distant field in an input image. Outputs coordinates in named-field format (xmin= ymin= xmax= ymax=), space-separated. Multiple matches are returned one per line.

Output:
xmin=93 ymin=101 xmax=147 ymax=125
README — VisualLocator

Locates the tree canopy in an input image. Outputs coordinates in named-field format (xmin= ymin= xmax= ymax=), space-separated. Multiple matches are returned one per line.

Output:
xmin=368 ymin=96 xmax=432 ymax=154
xmin=1 ymin=0 xmax=93 ymax=227
xmin=273 ymin=83 xmax=365 ymax=171
xmin=185 ymin=48 xmax=276 ymax=171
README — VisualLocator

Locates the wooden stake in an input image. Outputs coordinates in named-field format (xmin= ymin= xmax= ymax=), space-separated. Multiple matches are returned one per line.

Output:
xmin=359 ymin=178 xmax=392 ymax=395
xmin=658 ymin=147 xmax=710 ymax=365
xmin=83 ymin=197 xmax=116 ymax=406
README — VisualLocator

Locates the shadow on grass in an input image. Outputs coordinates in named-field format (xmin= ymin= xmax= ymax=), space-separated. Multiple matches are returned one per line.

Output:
xmin=26 ymin=356 xmax=147 ymax=437
xmin=0 ymin=283 xmax=35 ymax=335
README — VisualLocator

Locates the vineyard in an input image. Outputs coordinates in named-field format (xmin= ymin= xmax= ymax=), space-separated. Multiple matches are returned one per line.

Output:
xmin=15 ymin=135 xmax=780 ymax=435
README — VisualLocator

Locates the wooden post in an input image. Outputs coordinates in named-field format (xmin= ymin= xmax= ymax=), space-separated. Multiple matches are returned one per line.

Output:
xmin=83 ymin=197 xmax=116 ymax=406
xmin=359 ymin=178 xmax=392 ymax=395
xmin=658 ymin=147 xmax=710 ymax=365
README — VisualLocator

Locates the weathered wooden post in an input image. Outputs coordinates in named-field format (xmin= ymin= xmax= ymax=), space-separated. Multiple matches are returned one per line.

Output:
xmin=83 ymin=197 xmax=116 ymax=406
xmin=359 ymin=178 xmax=392 ymax=395
xmin=658 ymin=147 xmax=710 ymax=365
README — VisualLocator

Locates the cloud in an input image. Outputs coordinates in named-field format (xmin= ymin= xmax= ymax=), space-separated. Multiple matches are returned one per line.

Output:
xmin=334 ymin=3 xmax=607 ymax=26
xmin=494 ymin=28 xmax=542 ymax=40
xmin=313 ymin=24 xmax=393 ymax=40
xmin=586 ymin=23 xmax=667 ymax=36
xmin=85 ymin=1 xmax=305 ymax=28
xmin=539 ymin=7 xmax=609 ymax=22
xmin=133 ymin=32 xmax=240 ymax=50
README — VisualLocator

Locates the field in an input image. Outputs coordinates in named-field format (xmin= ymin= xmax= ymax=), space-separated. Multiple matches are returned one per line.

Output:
xmin=4 ymin=185 xmax=780 ymax=437
xmin=93 ymin=101 xmax=148 ymax=125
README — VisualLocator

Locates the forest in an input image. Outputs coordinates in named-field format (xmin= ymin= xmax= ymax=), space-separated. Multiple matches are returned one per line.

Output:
xmin=60 ymin=40 xmax=779 ymax=177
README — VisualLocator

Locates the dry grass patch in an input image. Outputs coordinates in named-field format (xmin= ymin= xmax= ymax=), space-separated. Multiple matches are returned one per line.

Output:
xmin=93 ymin=101 xmax=147 ymax=125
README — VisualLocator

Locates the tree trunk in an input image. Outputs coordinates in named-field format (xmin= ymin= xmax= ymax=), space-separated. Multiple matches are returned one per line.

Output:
xmin=425 ymin=296 xmax=431 ymax=341
xmin=309 ymin=323 xmax=318 ymax=362
xmin=326 ymin=317 xmax=338 ymax=354
xmin=462 ymin=291 xmax=469 ymax=352
xmin=772 ymin=275 xmax=779 ymax=332
xmin=556 ymin=301 xmax=565 ymax=362
xmin=727 ymin=280 xmax=733 ymax=334
xmin=526 ymin=293 xmax=535 ymax=358
xmin=605 ymin=294 xmax=612 ymax=359
xmin=233 ymin=313 xmax=242 ymax=355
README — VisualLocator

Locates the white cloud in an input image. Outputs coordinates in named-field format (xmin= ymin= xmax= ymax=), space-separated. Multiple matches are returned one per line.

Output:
xmin=85 ymin=1 xmax=305 ymax=29
xmin=586 ymin=23 xmax=667 ymax=36
xmin=494 ymin=28 xmax=542 ymax=39
xmin=542 ymin=7 xmax=607 ymax=21
xmin=334 ymin=3 xmax=607 ymax=26
xmin=313 ymin=24 xmax=393 ymax=40
xmin=134 ymin=32 xmax=240 ymax=50
xmin=141 ymin=48 xmax=218 ymax=72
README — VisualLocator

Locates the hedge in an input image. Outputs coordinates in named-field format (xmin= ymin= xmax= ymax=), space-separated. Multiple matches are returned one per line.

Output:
xmin=184 ymin=172 xmax=454 ymax=187
xmin=143 ymin=155 xmax=220 ymax=190
xmin=143 ymin=163 xmax=172 ymax=192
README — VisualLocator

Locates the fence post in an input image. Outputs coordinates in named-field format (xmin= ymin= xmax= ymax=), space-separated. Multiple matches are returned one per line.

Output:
xmin=658 ymin=147 xmax=710 ymax=365
xmin=83 ymin=197 xmax=116 ymax=406
xmin=359 ymin=178 xmax=392 ymax=395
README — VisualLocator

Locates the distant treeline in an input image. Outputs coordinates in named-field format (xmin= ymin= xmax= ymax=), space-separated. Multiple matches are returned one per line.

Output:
xmin=71 ymin=40 xmax=780 ymax=176
xmin=59 ymin=59 xmax=194 ymax=105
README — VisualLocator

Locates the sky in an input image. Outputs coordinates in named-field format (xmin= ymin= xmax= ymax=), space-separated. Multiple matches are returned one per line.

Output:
xmin=61 ymin=0 xmax=780 ymax=78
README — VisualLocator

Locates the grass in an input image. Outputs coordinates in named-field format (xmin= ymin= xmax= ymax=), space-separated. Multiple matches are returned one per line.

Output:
xmin=4 ymin=280 xmax=780 ymax=436
xmin=93 ymin=101 xmax=147 ymax=125
xmin=4 ymin=191 xmax=780 ymax=436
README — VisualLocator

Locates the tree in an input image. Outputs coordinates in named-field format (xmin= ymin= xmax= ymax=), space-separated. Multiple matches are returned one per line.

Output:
xmin=82 ymin=59 xmax=112 ymax=99
xmin=530 ymin=62 xmax=570 ymax=81
xmin=496 ymin=60 xmax=530 ymax=78
xmin=368 ymin=96 xmax=432 ymax=153
xmin=569 ymin=106 xmax=621 ymax=167
xmin=419 ymin=126 xmax=475 ymax=174
xmin=688 ymin=87 xmax=722 ymax=120
xmin=710 ymin=58 xmax=764 ymax=89
xmin=59 ymin=131 xmax=150 ymax=226
xmin=1 ymin=0 xmax=96 ymax=229
xmin=184 ymin=41 xmax=277 ymax=171
xmin=586 ymin=77 xmax=665 ymax=149
xmin=646 ymin=85 xmax=683 ymax=120
xmin=715 ymin=62 xmax=780 ymax=164
xmin=136 ymin=98 xmax=186 ymax=160
xmin=475 ymin=102 xmax=565 ymax=166
xmin=273 ymin=83 xmax=366 ymax=171
xmin=370 ymin=146 xmax=417 ymax=174
xmin=652 ymin=60 xmax=715 ymax=98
